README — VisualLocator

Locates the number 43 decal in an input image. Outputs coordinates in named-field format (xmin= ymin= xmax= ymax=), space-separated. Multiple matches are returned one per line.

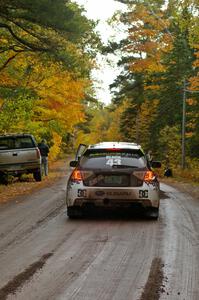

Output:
xmin=106 ymin=157 xmax=121 ymax=166
xmin=139 ymin=190 xmax=148 ymax=198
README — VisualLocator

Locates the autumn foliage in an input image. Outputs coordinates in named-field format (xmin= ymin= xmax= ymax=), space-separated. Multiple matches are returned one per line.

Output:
xmin=0 ymin=0 xmax=198 ymax=175
xmin=102 ymin=0 xmax=199 ymax=172
xmin=0 ymin=0 xmax=100 ymax=159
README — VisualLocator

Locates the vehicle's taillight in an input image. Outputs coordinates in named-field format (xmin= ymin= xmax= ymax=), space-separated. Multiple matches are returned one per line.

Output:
xmin=144 ymin=171 xmax=155 ymax=182
xmin=36 ymin=148 xmax=41 ymax=159
xmin=70 ymin=168 xmax=83 ymax=182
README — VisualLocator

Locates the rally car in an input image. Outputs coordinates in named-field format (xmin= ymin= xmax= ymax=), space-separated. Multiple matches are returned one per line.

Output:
xmin=66 ymin=142 xmax=161 ymax=219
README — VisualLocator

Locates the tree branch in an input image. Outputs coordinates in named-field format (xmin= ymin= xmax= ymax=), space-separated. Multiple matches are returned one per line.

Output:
xmin=0 ymin=53 xmax=19 ymax=71
xmin=0 ymin=22 xmax=51 ymax=52
xmin=3 ymin=16 xmax=47 ymax=44
xmin=0 ymin=45 xmax=27 ymax=53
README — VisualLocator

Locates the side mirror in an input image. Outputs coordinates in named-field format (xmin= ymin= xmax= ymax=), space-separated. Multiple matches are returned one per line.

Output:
xmin=151 ymin=161 xmax=161 ymax=168
xmin=69 ymin=160 xmax=78 ymax=168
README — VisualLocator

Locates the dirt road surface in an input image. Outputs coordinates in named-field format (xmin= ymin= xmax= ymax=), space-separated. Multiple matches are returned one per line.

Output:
xmin=0 ymin=168 xmax=199 ymax=300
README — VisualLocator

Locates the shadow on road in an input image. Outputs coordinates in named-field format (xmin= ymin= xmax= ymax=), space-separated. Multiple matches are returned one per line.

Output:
xmin=66 ymin=207 xmax=157 ymax=221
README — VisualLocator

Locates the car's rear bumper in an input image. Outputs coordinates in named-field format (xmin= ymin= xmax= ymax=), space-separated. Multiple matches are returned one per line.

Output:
xmin=69 ymin=198 xmax=157 ymax=209
xmin=66 ymin=183 xmax=160 ymax=209
xmin=0 ymin=161 xmax=41 ymax=174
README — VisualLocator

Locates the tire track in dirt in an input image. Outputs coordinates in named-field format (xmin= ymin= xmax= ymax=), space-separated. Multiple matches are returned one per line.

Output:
xmin=0 ymin=226 xmax=77 ymax=300
xmin=0 ymin=201 xmax=65 ymax=254
xmin=0 ymin=253 xmax=53 ymax=300
xmin=139 ymin=257 xmax=166 ymax=300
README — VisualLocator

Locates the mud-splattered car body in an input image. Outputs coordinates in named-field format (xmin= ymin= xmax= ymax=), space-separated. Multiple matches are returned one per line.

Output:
xmin=66 ymin=142 xmax=161 ymax=219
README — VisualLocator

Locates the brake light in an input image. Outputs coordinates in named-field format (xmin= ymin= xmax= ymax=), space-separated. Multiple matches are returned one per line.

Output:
xmin=70 ymin=168 xmax=82 ymax=182
xmin=105 ymin=148 xmax=121 ymax=151
xmin=144 ymin=171 xmax=155 ymax=182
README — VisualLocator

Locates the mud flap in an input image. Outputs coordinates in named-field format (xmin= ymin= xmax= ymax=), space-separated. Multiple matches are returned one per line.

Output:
xmin=146 ymin=207 xmax=159 ymax=220
xmin=67 ymin=206 xmax=83 ymax=219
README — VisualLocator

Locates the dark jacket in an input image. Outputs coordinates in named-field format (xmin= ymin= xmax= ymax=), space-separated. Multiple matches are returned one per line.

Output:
xmin=38 ymin=142 xmax=49 ymax=157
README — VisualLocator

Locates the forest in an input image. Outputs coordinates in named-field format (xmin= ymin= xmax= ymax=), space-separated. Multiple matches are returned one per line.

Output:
xmin=0 ymin=0 xmax=198 ymax=178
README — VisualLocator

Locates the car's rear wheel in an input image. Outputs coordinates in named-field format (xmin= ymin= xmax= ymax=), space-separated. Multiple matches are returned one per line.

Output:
xmin=0 ymin=172 xmax=8 ymax=185
xmin=33 ymin=168 xmax=42 ymax=182
xmin=67 ymin=206 xmax=83 ymax=219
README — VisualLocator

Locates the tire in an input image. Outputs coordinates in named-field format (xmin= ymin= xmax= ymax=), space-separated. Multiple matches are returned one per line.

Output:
xmin=146 ymin=207 xmax=159 ymax=220
xmin=0 ymin=172 xmax=8 ymax=185
xmin=33 ymin=168 xmax=42 ymax=182
xmin=18 ymin=174 xmax=24 ymax=182
xmin=67 ymin=206 xmax=82 ymax=219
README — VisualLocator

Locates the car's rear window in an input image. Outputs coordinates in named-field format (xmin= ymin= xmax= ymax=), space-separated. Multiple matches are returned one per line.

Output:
xmin=80 ymin=149 xmax=146 ymax=169
xmin=0 ymin=136 xmax=35 ymax=150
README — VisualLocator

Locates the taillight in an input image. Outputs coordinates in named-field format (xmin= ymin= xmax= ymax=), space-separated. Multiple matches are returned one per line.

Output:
xmin=144 ymin=171 xmax=155 ymax=182
xmin=105 ymin=148 xmax=121 ymax=151
xmin=70 ymin=168 xmax=83 ymax=182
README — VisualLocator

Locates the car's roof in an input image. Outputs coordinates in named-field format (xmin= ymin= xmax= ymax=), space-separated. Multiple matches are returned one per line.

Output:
xmin=88 ymin=142 xmax=142 ymax=150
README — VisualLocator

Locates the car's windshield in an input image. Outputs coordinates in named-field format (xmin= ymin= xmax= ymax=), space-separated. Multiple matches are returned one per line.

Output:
xmin=0 ymin=136 xmax=35 ymax=150
xmin=80 ymin=149 xmax=147 ymax=169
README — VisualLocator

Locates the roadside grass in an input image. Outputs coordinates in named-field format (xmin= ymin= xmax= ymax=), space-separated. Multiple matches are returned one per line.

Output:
xmin=171 ymin=168 xmax=199 ymax=184
xmin=158 ymin=158 xmax=199 ymax=184
xmin=159 ymin=164 xmax=199 ymax=201
xmin=0 ymin=159 xmax=68 ymax=204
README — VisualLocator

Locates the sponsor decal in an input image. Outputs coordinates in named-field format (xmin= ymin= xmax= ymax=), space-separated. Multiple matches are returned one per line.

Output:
xmin=139 ymin=190 xmax=149 ymax=198
xmin=106 ymin=191 xmax=131 ymax=196
xmin=77 ymin=189 xmax=87 ymax=197
xmin=106 ymin=156 xmax=121 ymax=166
xmin=95 ymin=191 xmax=105 ymax=196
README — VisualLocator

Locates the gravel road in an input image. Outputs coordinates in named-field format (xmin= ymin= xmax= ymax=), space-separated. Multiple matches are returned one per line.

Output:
xmin=0 ymin=171 xmax=199 ymax=300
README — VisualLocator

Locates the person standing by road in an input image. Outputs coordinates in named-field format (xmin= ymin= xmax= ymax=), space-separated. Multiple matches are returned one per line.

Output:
xmin=146 ymin=150 xmax=153 ymax=163
xmin=38 ymin=139 xmax=50 ymax=176
xmin=164 ymin=154 xmax=173 ymax=177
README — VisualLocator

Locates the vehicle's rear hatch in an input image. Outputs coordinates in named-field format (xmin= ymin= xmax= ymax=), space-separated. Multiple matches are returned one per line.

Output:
xmin=0 ymin=136 xmax=39 ymax=166
xmin=79 ymin=149 xmax=147 ymax=187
